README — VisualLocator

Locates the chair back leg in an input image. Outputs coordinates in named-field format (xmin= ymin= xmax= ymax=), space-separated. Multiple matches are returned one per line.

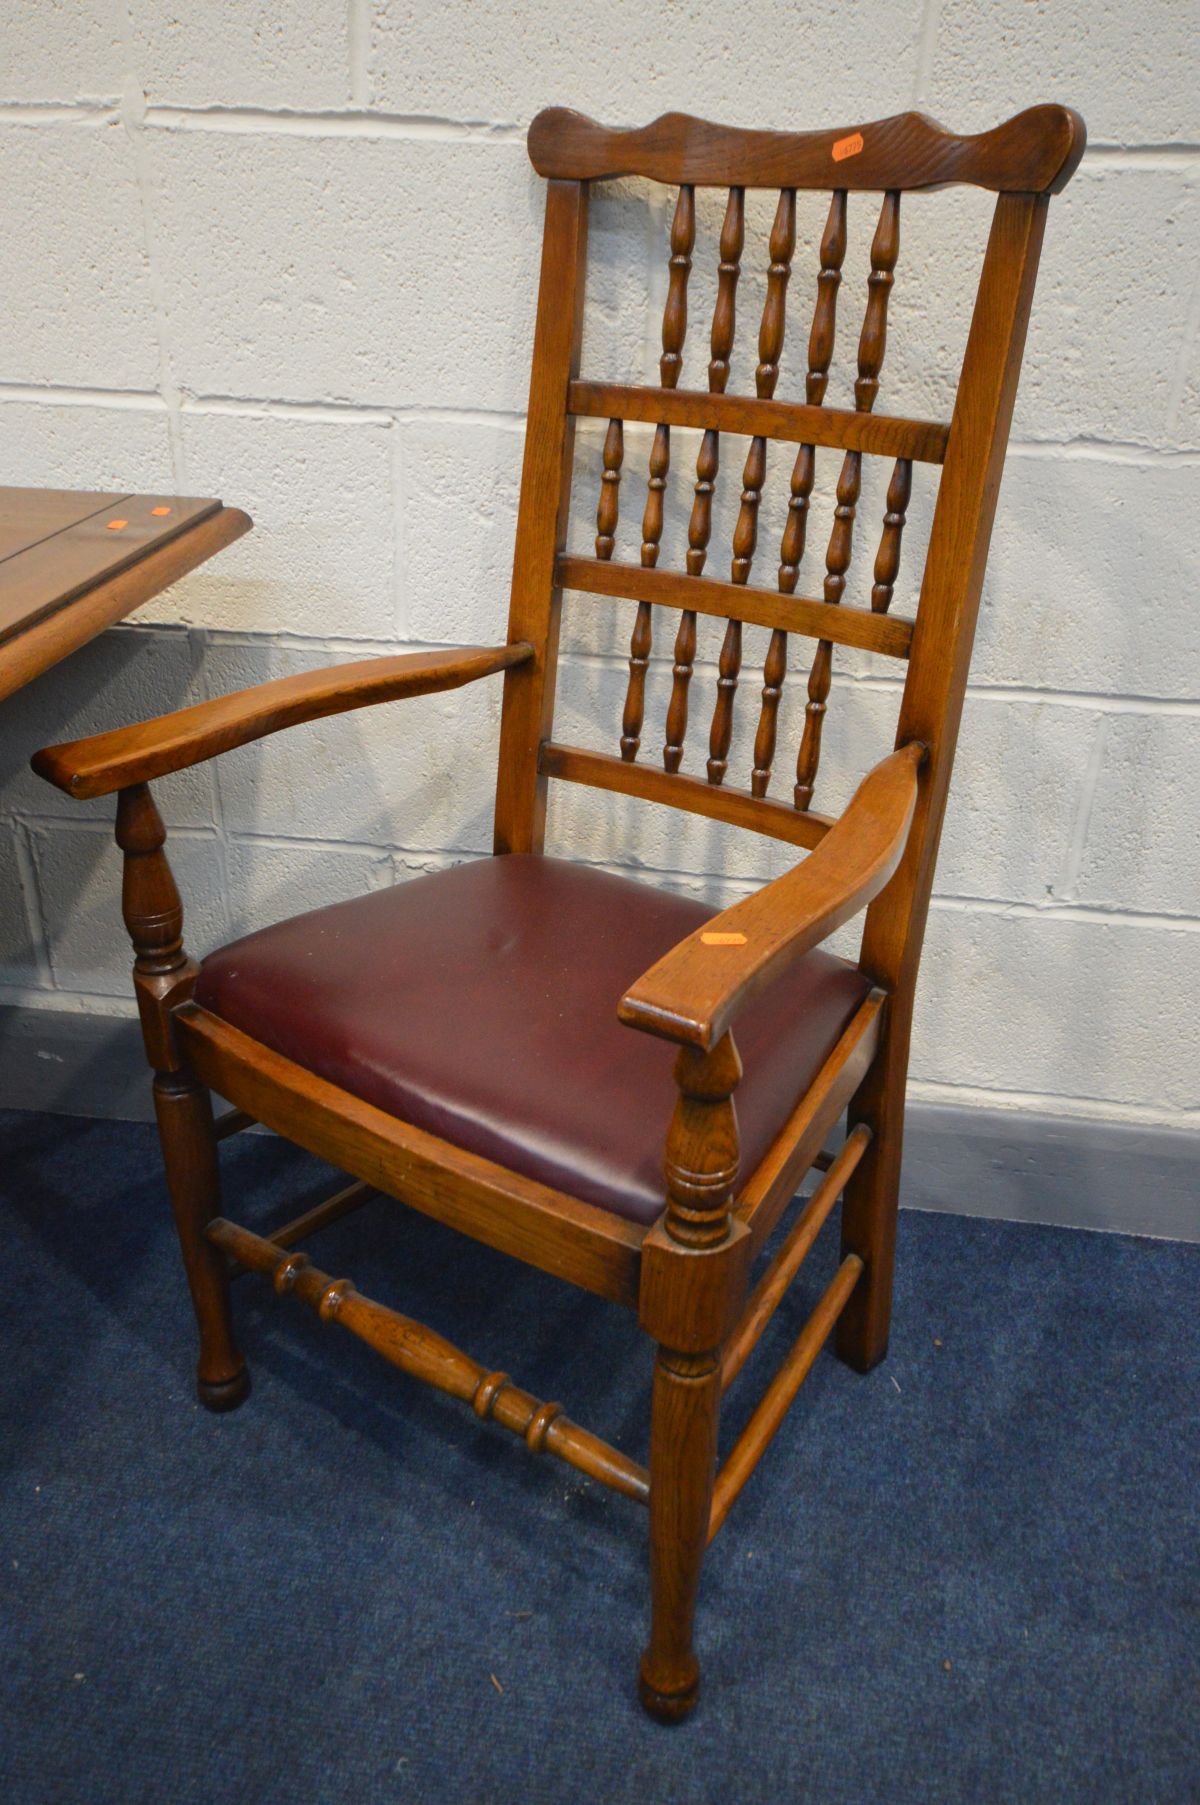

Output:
xmin=835 ymin=1006 xmax=909 ymax=1372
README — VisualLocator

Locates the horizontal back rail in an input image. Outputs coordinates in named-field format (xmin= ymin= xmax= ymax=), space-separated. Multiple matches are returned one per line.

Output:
xmin=531 ymin=106 xmax=1085 ymax=194
xmin=569 ymin=381 xmax=949 ymax=465
xmin=558 ymin=555 xmax=913 ymax=658
xmin=539 ymin=741 xmax=833 ymax=850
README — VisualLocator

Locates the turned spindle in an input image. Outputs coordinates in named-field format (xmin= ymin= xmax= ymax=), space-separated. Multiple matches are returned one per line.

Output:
xmin=871 ymin=456 xmax=913 ymax=613
xmin=621 ymin=184 xmax=694 ymax=761
xmin=620 ymin=601 xmax=654 ymax=761
xmin=854 ymin=189 xmax=901 ymax=413
xmin=594 ymin=416 xmax=624 ymax=561
xmin=777 ymin=189 xmax=847 ymax=601
xmin=708 ymin=189 xmax=795 ymax=787
xmin=751 ymin=191 xmax=849 ymax=800
xmin=664 ymin=188 xmax=744 ymax=775
xmin=707 ymin=185 xmax=744 ymax=395
xmin=795 ymin=189 xmax=900 ymax=810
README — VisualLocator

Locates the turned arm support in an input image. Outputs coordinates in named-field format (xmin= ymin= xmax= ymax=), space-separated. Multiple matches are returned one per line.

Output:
xmin=31 ymin=641 xmax=533 ymax=799
xmin=621 ymin=740 xmax=925 ymax=1053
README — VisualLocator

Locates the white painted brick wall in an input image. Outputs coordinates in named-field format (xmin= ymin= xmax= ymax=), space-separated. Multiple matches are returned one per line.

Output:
xmin=0 ymin=1 xmax=1197 ymax=1138
xmin=2 ymin=121 xmax=159 ymax=391
xmin=169 ymin=410 xmax=399 ymax=637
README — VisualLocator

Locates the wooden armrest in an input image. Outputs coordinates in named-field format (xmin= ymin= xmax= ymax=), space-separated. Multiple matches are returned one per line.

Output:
xmin=32 ymin=641 xmax=533 ymax=799
xmin=619 ymin=741 xmax=925 ymax=1051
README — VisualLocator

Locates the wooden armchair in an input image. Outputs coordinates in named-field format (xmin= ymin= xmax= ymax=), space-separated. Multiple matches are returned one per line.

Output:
xmin=33 ymin=103 xmax=1085 ymax=1720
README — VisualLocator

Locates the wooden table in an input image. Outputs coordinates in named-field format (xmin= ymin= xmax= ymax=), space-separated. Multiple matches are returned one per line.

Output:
xmin=0 ymin=488 xmax=252 ymax=704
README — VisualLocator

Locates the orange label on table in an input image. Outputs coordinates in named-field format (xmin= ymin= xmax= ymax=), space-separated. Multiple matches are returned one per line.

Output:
xmin=106 ymin=519 xmax=128 ymax=531
xmin=151 ymin=506 xmax=172 ymax=517
xmin=832 ymin=132 xmax=864 ymax=162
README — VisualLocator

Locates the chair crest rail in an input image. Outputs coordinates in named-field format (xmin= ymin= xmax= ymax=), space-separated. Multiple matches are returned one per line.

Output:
xmin=530 ymin=105 xmax=1086 ymax=194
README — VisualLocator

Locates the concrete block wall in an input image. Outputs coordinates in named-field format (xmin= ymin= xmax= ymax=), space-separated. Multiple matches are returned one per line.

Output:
xmin=1 ymin=1 xmax=1197 ymax=1144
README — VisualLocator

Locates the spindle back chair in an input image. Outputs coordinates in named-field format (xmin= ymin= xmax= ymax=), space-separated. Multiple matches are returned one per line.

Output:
xmin=33 ymin=102 xmax=1085 ymax=1721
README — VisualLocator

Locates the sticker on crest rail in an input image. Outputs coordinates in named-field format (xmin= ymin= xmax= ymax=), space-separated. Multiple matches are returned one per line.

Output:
xmin=832 ymin=132 xmax=864 ymax=162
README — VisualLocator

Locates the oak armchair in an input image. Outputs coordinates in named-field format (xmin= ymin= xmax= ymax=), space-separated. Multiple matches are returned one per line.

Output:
xmin=33 ymin=102 xmax=1085 ymax=1720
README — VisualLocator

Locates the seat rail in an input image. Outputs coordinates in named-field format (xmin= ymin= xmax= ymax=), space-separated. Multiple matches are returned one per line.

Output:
xmin=175 ymin=1003 xmax=646 ymax=1308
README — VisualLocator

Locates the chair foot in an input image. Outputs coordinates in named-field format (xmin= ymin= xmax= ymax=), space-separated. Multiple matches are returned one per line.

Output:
xmin=638 ymin=1653 xmax=699 ymax=1723
xmin=197 ymin=1365 xmax=250 ymax=1413
xmin=834 ymin=1326 xmax=889 ymax=1375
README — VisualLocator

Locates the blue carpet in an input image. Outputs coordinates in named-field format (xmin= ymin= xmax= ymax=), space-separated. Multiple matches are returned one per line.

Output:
xmin=0 ymin=1105 xmax=1196 ymax=1804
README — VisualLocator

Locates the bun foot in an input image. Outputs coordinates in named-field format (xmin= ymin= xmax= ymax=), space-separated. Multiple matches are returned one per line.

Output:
xmin=638 ymin=1654 xmax=699 ymax=1723
xmin=197 ymin=1365 xmax=250 ymax=1413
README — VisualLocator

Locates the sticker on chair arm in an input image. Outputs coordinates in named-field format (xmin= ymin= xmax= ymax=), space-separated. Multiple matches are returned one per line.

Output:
xmin=700 ymin=931 xmax=747 ymax=946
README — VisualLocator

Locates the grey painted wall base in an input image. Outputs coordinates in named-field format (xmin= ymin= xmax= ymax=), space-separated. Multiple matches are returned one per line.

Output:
xmin=2 ymin=1004 xmax=1196 ymax=1244
xmin=897 ymin=1103 xmax=1197 ymax=1243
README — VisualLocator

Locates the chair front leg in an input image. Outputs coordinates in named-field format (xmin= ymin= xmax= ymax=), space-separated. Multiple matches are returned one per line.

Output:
xmin=640 ymin=1341 xmax=723 ymax=1720
xmin=116 ymin=783 xmax=248 ymax=1411
xmin=153 ymin=1072 xmax=247 ymax=1409
xmin=638 ymin=1032 xmax=751 ymax=1722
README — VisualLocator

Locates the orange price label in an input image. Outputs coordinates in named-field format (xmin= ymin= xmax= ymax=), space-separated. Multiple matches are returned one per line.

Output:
xmin=106 ymin=519 xmax=128 ymax=531
xmin=832 ymin=131 xmax=864 ymax=162
xmin=701 ymin=931 xmax=747 ymax=946
xmin=151 ymin=506 xmax=172 ymax=517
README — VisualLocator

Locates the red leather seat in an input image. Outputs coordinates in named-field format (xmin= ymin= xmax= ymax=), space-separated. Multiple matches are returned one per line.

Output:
xmin=194 ymin=855 xmax=872 ymax=1228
